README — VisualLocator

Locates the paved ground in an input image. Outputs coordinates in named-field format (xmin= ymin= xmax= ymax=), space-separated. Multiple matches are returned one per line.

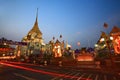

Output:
xmin=0 ymin=61 xmax=120 ymax=80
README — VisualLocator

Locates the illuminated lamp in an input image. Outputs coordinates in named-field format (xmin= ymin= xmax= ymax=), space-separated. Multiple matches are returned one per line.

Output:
xmin=3 ymin=54 xmax=5 ymax=56
xmin=100 ymin=38 xmax=105 ymax=42
xmin=77 ymin=42 xmax=80 ymax=46
xmin=110 ymin=36 xmax=113 ymax=40
xmin=103 ymin=44 xmax=106 ymax=47
xmin=94 ymin=44 xmax=98 ymax=47
xmin=4 ymin=43 xmax=7 ymax=45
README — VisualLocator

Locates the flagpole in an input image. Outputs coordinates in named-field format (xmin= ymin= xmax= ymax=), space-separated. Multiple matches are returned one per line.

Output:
xmin=103 ymin=22 xmax=109 ymax=34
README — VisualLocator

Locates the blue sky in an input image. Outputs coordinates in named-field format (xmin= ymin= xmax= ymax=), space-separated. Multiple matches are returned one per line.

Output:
xmin=0 ymin=0 xmax=120 ymax=49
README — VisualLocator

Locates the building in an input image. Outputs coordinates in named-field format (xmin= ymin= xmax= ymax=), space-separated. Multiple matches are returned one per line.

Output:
xmin=110 ymin=26 xmax=120 ymax=54
xmin=95 ymin=26 xmax=120 ymax=55
xmin=15 ymin=10 xmax=66 ymax=59
xmin=0 ymin=38 xmax=15 ymax=59
xmin=16 ymin=10 xmax=44 ymax=57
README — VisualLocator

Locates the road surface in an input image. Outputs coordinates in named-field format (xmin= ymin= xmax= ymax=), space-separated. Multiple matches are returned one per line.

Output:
xmin=0 ymin=61 xmax=120 ymax=80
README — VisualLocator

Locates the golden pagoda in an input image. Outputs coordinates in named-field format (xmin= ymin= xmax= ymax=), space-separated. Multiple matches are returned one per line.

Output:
xmin=20 ymin=9 xmax=44 ymax=56
xmin=22 ymin=9 xmax=43 ymax=44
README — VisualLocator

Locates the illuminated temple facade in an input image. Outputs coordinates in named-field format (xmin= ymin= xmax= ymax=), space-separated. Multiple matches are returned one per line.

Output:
xmin=16 ymin=11 xmax=44 ymax=56
xmin=95 ymin=26 xmax=120 ymax=55
xmin=22 ymin=17 xmax=43 ymax=54
xmin=15 ymin=11 xmax=66 ymax=58
xmin=110 ymin=26 xmax=120 ymax=54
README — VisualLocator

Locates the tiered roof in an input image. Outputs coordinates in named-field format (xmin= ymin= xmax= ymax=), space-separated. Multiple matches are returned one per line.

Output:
xmin=110 ymin=26 xmax=120 ymax=35
xmin=28 ymin=17 xmax=42 ymax=35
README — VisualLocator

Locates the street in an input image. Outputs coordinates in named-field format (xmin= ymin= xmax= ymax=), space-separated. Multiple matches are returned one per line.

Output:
xmin=0 ymin=61 xmax=120 ymax=80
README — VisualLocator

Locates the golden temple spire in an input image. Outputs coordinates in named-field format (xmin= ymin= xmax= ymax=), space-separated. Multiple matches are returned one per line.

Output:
xmin=36 ymin=8 xmax=38 ymax=22
xmin=110 ymin=26 xmax=120 ymax=35
xmin=28 ymin=8 xmax=42 ymax=35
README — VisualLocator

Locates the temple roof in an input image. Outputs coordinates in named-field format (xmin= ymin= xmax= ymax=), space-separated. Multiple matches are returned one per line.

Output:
xmin=22 ymin=9 xmax=43 ymax=42
xmin=55 ymin=39 xmax=61 ymax=44
xmin=28 ymin=17 xmax=42 ymax=35
xmin=110 ymin=26 xmax=120 ymax=35
xmin=100 ymin=31 xmax=108 ymax=38
xmin=96 ymin=31 xmax=107 ymax=44
xmin=27 ymin=8 xmax=42 ymax=35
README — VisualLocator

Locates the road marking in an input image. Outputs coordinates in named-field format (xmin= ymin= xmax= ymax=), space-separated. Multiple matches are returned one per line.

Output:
xmin=51 ymin=71 xmax=72 ymax=80
xmin=77 ymin=73 xmax=86 ymax=80
xmin=113 ymin=77 xmax=116 ymax=80
xmin=64 ymin=72 xmax=77 ymax=79
xmin=118 ymin=73 xmax=120 ymax=75
xmin=95 ymin=75 xmax=99 ymax=80
xmin=13 ymin=73 xmax=36 ymax=80
xmin=87 ymin=74 xmax=92 ymax=80
xmin=1 ymin=63 xmax=80 ymax=79
xmin=71 ymin=73 xmax=80 ymax=79
xmin=51 ymin=71 xmax=78 ymax=80
xmin=104 ymin=75 xmax=107 ymax=80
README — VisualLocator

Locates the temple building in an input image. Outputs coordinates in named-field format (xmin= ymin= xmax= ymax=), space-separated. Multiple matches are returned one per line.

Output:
xmin=16 ymin=10 xmax=45 ymax=56
xmin=15 ymin=10 xmax=67 ymax=58
xmin=0 ymin=38 xmax=15 ymax=59
xmin=95 ymin=26 xmax=120 ymax=55
xmin=110 ymin=26 xmax=120 ymax=54
xmin=53 ymin=39 xmax=63 ymax=57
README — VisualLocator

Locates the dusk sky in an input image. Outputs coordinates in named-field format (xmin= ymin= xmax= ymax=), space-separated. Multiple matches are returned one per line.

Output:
xmin=0 ymin=0 xmax=120 ymax=49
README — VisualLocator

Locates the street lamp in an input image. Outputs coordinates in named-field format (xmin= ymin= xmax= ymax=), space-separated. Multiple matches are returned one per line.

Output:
xmin=110 ymin=36 xmax=114 ymax=41
xmin=100 ymin=38 xmax=105 ymax=42
xmin=100 ymin=35 xmax=113 ymax=55
xmin=94 ymin=44 xmax=98 ymax=47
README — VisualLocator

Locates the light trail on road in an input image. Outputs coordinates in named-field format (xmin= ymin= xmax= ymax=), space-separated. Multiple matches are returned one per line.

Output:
xmin=3 ymin=61 xmax=40 ymax=67
xmin=0 ymin=62 xmax=92 ymax=80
